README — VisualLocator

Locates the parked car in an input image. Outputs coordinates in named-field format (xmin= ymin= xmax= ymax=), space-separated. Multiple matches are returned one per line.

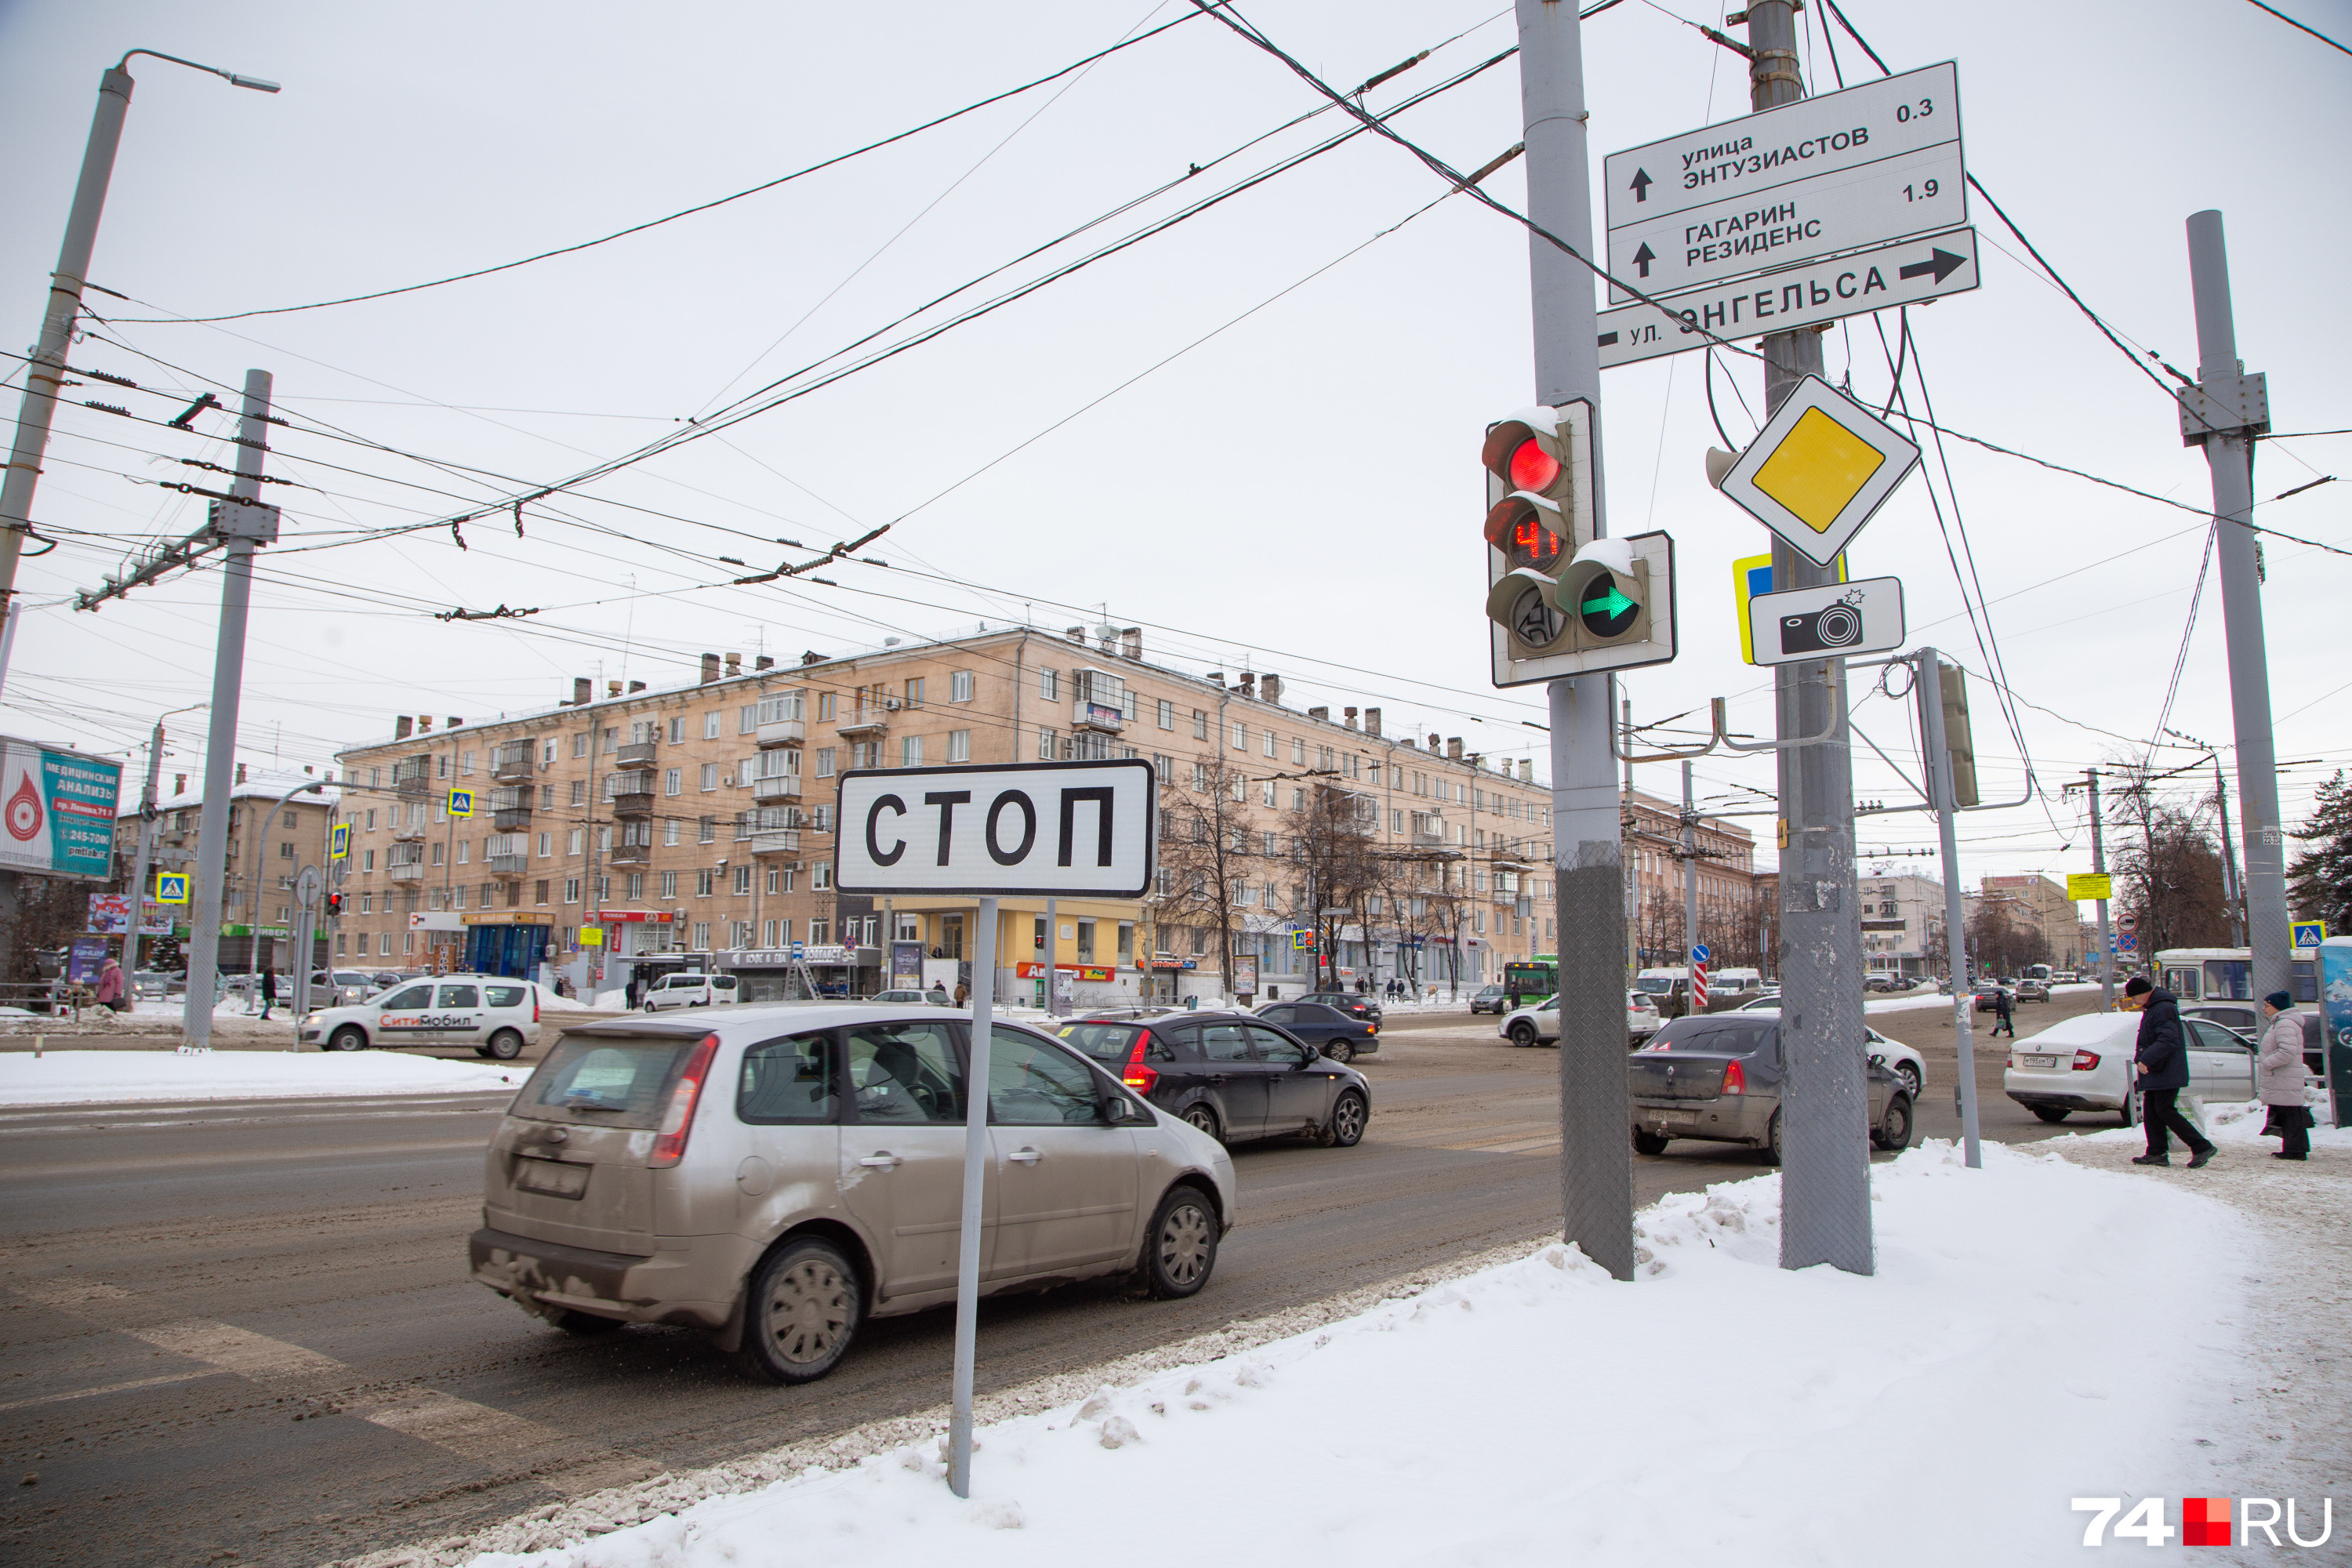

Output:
xmin=1973 ymin=983 xmax=2014 ymax=1013
xmin=2014 ymin=978 xmax=2052 ymax=1004
xmin=310 ymin=968 xmax=383 ymax=1006
xmin=1498 ymin=993 xmax=1657 ymax=1048
xmin=1732 ymin=991 xmax=1785 ymax=1011
xmin=1055 ymin=1010 xmax=1370 ymax=1149
xmin=2002 ymin=1011 xmax=2256 ymax=1124
xmin=1626 ymin=991 xmax=1662 ymax=1042
xmin=867 ymin=988 xmax=951 ymax=1006
xmin=1709 ymin=1004 xmax=1926 ymax=1099
xmin=1468 ymin=984 xmax=1510 ymax=1014
xmin=301 ymin=975 xmax=547 ymax=1059
xmin=1294 ymin=990 xmax=1381 ymax=1024
xmin=1253 ymin=1000 xmax=1381 ymax=1062
xmin=642 ymin=971 xmax=742 ymax=1011
xmin=1864 ymin=975 xmax=1913 ymax=993
xmin=130 ymin=968 xmax=184 ymax=999
xmin=1628 ymin=1013 xmax=1915 ymax=1160
xmin=471 ymin=1006 xmax=1236 ymax=1383
xmin=2180 ymin=1002 xmax=2259 ymax=1038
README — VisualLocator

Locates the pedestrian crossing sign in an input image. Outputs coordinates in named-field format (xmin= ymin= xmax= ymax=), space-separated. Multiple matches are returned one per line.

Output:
xmin=1291 ymin=930 xmax=1316 ymax=950
xmin=2292 ymin=920 xmax=2327 ymax=953
xmin=329 ymin=822 xmax=350 ymax=860
xmin=448 ymin=788 xmax=474 ymax=818
xmin=154 ymin=872 xmax=190 ymax=904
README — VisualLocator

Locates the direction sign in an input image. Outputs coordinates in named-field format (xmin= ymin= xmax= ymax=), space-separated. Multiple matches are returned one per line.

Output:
xmin=1748 ymin=575 xmax=1905 ymax=666
xmin=1597 ymin=228 xmax=1979 ymax=369
xmin=1604 ymin=61 xmax=1963 ymax=303
xmin=2292 ymin=920 xmax=2328 ymax=954
xmin=834 ymin=759 xmax=1156 ymax=897
xmin=1715 ymin=376 xmax=1920 ymax=568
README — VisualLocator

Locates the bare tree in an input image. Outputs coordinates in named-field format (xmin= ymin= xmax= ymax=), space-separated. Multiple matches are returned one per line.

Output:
xmin=1281 ymin=781 xmax=1381 ymax=989
xmin=1150 ymin=753 xmax=1260 ymax=1001
xmin=2109 ymin=768 xmax=2232 ymax=960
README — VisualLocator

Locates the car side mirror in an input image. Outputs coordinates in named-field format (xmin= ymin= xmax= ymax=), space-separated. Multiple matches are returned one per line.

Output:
xmin=1867 ymin=1052 xmax=1885 ymax=1067
xmin=1301 ymin=1045 xmax=1321 ymax=1068
xmin=1102 ymin=1094 xmax=1139 ymax=1123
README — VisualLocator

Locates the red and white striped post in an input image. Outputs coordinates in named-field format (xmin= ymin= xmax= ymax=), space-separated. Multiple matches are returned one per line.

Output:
xmin=1691 ymin=943 xmax=1709 ymax=1013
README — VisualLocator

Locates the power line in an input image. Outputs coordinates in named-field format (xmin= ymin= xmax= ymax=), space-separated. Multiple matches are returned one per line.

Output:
xmin=2240 ymin=0 xmax=2352 ymax=56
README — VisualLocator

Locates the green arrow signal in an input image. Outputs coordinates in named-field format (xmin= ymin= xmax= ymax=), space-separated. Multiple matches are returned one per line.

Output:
xmin=1579 ymin=578 xmax=1639 ymax=637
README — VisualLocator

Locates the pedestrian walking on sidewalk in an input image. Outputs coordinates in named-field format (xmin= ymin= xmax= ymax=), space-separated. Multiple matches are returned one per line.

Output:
xmin=93 ymin=957 xmax=128 ymax=1014
xmin=2123 ymin=975 xmax=2216 ymax=1168
xmin=2256 ymin=990 xmax=2313 ymax=1162
xmin=259 ymin=965 xmax=279 ymax=1022
xmin=1991 ymin=985 xmax=2016 ymax=1039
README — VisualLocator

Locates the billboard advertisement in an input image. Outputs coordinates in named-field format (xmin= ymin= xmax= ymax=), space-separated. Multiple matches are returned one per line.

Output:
xmin=88 ymin=892 xmax=175 ymax=937
xmin=0 ymin=739 xmax=122 ymax=880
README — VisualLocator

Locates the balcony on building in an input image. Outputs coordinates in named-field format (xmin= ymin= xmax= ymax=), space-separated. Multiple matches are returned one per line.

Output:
xmin=835 ymin=705 xmax=890 ymax=737
xmin=390 ymin=818 xmax=426 ymax=842
xmin=490 ymin=744 xmax=533 ymax=783
xmin=608 ymin=842 xmax=652 ymax=868
xmin=1073 ymin=699 xmax=1124 ymax=734
xmin=387 ymin=861 xmax=424 ymax=882
xmin=606 ymin=770 xmax=656 ymax=818
xmin=391 ymin=754 xmax=434 ymax=798
xmin=756 ymin=717 xmax=804 ymax=749
xmin=751 ymin=827 xmax=800 ymax=856
xmin=752 ymin=773 xmax=801 ymax=803
xmin=487 ymin=853 xmax=530 ymax=878
xmin=489 ymin=785 xmax=530 ymax=831
xmin=615 ymin=740 xmax=658 ymax=769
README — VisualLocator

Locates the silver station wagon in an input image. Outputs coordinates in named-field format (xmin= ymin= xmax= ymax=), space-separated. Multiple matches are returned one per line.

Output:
xmin=470 ymin=1004 xmax=1237 ymax=1382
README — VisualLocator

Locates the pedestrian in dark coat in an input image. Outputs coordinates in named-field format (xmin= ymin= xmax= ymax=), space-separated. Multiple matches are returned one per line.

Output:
xmin=1992 ymin=985 xmax=2016 ymax=1038
xmin=260 ymin=965 xmax=278 ymax=1021
xmin=2256 ymin=990 xmax=2313 ymax=1161
xmin=2124 ymin=975 xmax=2215 ymax=1168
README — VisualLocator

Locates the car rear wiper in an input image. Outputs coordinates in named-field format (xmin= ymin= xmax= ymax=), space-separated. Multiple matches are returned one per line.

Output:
xmin=559 ymin=1093 xmax=629 ymax=1112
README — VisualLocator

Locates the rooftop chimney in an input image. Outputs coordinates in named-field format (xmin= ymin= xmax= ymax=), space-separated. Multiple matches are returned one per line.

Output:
xmin=1097 ymin=626 xmax=1115 ymax=653
xmin=800 ymin=650 xmax=826 ymax=666
xmin=418 ymin=715 xmax=433 ymax=732
xmin=1519 ymin=759 xmax=1533 ymax=783
xmin=602 ymin=681 xmax=618 ymax=698
xmin=1446 ymin=737 xmax=1463 ymax=760
xmin=725 ymin=652 xmax=742 ymax=677
xmin=395 ymin=715 xmax=413 ymax=740
xmin=236 ymin=762 xmax=247 ymax=784
xmin=1238 ymin=673 xmax=1257 ymax=699
xmin=1344 ymin=706 xmax=1359 ymax=730
xmin=1428 ymin=733 xmax=1442 ymax=752
xmin=699 ymin=653 xmax=721 ymax=684
xmin=1400 ymin=735 xmax=1416 ymax=750
xmin=447 ymin=717 xmax=462 ymax=729
xmin=1364 ymin=706 xmax=1381 ymax=738
xmin=174 ymin=773 xmax=187 ymax=794
xmin=628 ymin=680 xmax=646 ymax=693
xmin=754 ymin=655 xmax=775 ymax=671
xmin=303 ymin=765 xmax=314 ymax=775
xmin=1065 ymin=625 xmax=1087 ymax=644
xmin=1308 ymin=705 xmax=1329 ymax=721
xmin=1260 ymin=673 xmax=1282 ymax=707
xmin=572 ymin=677 xmax=592 ymax=706
xmin=1120 ymin=627 xmax=1142 ymax=662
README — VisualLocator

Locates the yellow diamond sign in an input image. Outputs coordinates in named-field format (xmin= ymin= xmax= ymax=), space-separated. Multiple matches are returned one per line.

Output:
xmin=1714 ymin=376 xmax=1920 ymax=566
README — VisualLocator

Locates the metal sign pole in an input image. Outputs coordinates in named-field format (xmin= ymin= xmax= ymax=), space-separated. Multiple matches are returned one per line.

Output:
xmin=1917 ymin=648 xmax=1981 ymax=1167
xmin=947 ymin=892 xmax=997 ymax=1497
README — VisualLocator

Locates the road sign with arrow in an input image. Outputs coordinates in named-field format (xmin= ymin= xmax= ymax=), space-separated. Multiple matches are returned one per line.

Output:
xmin=1595 ymin=227 xmax=1979 ymax=370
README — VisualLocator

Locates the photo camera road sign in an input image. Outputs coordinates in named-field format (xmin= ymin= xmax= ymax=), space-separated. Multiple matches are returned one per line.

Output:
xmin=1748 ymin=575 xmax=1905 ymax=666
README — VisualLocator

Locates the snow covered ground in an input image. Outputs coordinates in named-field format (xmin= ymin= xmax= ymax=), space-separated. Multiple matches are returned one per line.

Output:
xmin=0 ymin=1048 xmax=529 ymax=1105
xmin=421 ymin=1132 xmax=2336 ymax=1568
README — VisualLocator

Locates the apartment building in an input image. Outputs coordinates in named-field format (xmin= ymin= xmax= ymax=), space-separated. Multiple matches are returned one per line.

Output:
xmin=1971 ymin=873 xmax=2089 ymax=969
xmin=1856 ymin=869 xmax=1947 ymax=980
xmin=332 ymin=627 xmax=1560 ymax=1004
xmin=111 ymin=764 xmax=340 ymax=973
xmin=1620 ymin=789 xmax=1760 ymax=969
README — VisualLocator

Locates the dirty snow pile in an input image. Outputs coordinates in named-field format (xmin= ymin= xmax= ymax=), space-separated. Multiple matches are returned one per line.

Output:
xmin=2068 ymin=1092 xmax=2352 ymax=1151
xmin=0 ymin=1049 xmax=528 ymax=1105
xmin=463 ymin=1141 xmax=2267 ymax=1568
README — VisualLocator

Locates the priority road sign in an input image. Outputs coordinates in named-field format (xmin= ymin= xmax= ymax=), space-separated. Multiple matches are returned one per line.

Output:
xmin=448 ymin=788 xmax=474 ymax=818
xmin=154 ymin=871 xmax=190 ymax=904
xmin=2292 ymin=920 xmax=2328 ymax=953
xmin=1715 ymin=376 xmax=1920 ymax=568
xmin=1603 ymin=61 xmax=1963 ymax=304
xmin=1749 ymin=576 xmax=1904 ymax=666
xmin=1596 ymin=228 xmax=1979 ymax=370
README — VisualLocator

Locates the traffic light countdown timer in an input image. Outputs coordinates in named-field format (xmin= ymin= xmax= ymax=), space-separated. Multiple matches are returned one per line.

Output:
xmin=1481 ymin=401 xmax=1678 ymax=687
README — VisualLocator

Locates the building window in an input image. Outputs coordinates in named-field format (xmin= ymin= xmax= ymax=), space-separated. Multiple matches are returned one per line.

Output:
xmin=535 ymin=880 xmax=550 ymax=906
xmin=1263 ymin=729 xmax=1276 ymax=757
xmin=1040 ymin=668 xmax=1058 ymax=702
xmin=661 ymin=870 xmax=678 ymax=899
xmin=566 ymin=828 xmax=583 ymax=855
xmin=691 ymin=920 xmax=710 ymax=950
xmin=665 ymin=768 xmax=682 ymax=796
xmin=563 ymin=877 xmax=582 ymax=904
xmin=901 ymin=735 xmax=924 ymax=768
xmin=777 ymin=866 xmax=796 ymax=893
xmin=699 ymin=762 xmax=718 ymax=792
xmin=626 ymin=873 xmax=644 ymax=900
xmin=360 ymin=893 xmax=373 ymax=915
xmin=1231 ymin=720 xmax=1247 ymax=750
xmin=732 ymin=865 xmax=751 ymax=895
xmin=569 ymin=779 xmax=587 ymax=807
xmin=764 ymin=866 xmax=780 ymax=895
xmin=699 ymin=815 xmax=716 ymax=844
xmin=739 ymin=704 xmax=757 ymax=735
xmin=948 ymin=729 xmax=971 ymax=763
xmin=698 ymin=710 xmax=718 ymax=741
xmin=1157 ymin=698 xmax=1174 ymax=731
xmin=363 ymin=849 xmax=376 ymax=871
xmin=951 ymin=670 xmax=974 ymax=703
xmin=813 ymin=860 xmax=832 ymax=891
xmin=537 ymin=831 xmax=551 ymax=857
xmin=665 ymin=818 xmax=681 ymax=846
xmin=1037 ymin=728 xmax=1058 ymax=761
xmin=815 ymin=747 xmax=836 ymax=779
xmin=696 ymin=869 xmax=715 ymax=897
xmin=572 ymin=732 xmax=590 ymax=759
xmin=905 ymin=677 xmax=924 ymax=707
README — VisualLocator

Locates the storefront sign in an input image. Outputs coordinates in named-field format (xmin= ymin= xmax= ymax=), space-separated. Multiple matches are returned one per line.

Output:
xmin=461 ymin=910 xmax=550 ymax=925
xmin=590 ymin=909 xmax=677 ymax=924
xmin=1149 ymin=954 xmax=1198 ymax=971
xmin=722 ymin=944 xmax=857 ymax=967
xmin=408 ymin=911 xmax=463 ymax=932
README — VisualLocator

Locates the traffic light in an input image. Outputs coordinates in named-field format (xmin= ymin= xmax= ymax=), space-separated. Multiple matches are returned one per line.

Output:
xmin=1482 ymin=401 xmax=1678 ymax=684
xmin=325 ymin=892 xmax=343 ymax=917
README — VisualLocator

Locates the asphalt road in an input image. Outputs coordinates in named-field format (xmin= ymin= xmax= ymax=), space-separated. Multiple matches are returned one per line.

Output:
xmin=0 ymin=990 xmax=2117 ymax=1566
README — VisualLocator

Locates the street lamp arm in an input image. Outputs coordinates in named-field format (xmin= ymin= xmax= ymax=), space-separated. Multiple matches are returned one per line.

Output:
xmin=118 ymin=49 xmax=281 ymax=92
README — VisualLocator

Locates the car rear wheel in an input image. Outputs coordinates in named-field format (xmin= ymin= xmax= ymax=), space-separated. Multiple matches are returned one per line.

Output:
xmin=1181 ymin=1102 xmax=1222 ymax=1143
xmin=1323 ymin=1039 xmax=1356 ymax=1064
xmin=328 ymin=1025 xmax=366 ymax=1053
xmin=736 ymin=1236 xmax=862 ymax=1385
xmin=1508 ymin=1021 xmax=1538 ymax=1047
xmin=2031 ymin=1105 xmax=2071 ymax=1124
xmin=1763 ymin=1110 xmax=1784 ymax=1167
xmin=1141 ymin=1186 xmax=1218 ymax=1299
xmin=1324 ymin=1091 xmax=1367 ymax=1148
xmin=485 ymin=1028 xmax=524 ymax=1061
xmin=1632 ymin=1130 xmax=1669 ymax=1156
xmin=1874 ymin=1094 xmax=1914 ymax=1152
xmin=2118 ymin=1090 xmax=2137 ymax=1129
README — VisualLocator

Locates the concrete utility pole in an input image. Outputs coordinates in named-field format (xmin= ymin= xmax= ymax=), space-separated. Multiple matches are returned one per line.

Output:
xmin=2070 ymin=768 xmax=2116 ymax=1012
xmin=179 ymin=371 xmax=280 ymax=1051
xmin=1516 ymin=0 xmax=1635 ymax=1282
xmin=1745 ymin=0 xmax=1872 ymax=1274
xmin=2183 ymin=211 xmax=2287 ymax=1000
xmin=0 ymin=53 xmax=276 ymax=670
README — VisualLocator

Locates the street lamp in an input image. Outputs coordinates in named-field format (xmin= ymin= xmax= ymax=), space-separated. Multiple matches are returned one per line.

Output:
xmin=0 ymin=50 xmax=279 ymax=662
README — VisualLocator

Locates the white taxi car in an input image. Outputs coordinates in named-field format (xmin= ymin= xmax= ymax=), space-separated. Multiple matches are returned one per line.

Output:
xmin=302 ymin=973 xmax=547 ymax=1059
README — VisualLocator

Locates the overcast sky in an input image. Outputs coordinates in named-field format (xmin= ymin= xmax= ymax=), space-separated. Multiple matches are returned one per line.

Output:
xmin=1 ymin=0 xmax=2344 ymax=890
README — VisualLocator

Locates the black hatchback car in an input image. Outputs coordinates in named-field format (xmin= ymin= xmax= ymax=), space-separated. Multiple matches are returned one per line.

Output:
xmin=1295 ymin=990 xmax=1383 ymax=1024
xmin=1053 ymin=1012 xmax=1370 ymax=1149
xmin=1253 ymin=1000 xmax=1381 ymax=1062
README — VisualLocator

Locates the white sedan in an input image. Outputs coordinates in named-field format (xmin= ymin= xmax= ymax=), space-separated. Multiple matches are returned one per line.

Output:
xmin=2004 ymin=1012 xmax=2256 ymax=1125
xmin=1499 ymin=993 xmax=1658 ymax=1048
xmin=300 ymin=974 xmax=547 ymax=1059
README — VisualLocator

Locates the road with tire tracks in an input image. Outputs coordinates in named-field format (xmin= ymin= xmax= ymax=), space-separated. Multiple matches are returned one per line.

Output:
xmin=0 ymin=993 xmax=2113 ymax=1566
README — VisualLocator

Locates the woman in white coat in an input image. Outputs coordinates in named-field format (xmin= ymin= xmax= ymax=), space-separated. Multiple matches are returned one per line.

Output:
xmin=2256 ymin=990 xmax=2312 ymax=1162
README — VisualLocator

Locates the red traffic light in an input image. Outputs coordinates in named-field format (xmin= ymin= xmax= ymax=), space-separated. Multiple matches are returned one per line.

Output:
xmin=1505 ymin=436 xmax=1560 ymax=493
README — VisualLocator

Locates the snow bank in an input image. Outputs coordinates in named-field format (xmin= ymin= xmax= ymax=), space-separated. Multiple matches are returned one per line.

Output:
xmin=2062 ymin=1094 xmax=2352 ymax=1151
xmin=460 ymin=1141 xmax=2254 ymax=1568
xmin=0 ymin=1049 xmax=528 ymax=1105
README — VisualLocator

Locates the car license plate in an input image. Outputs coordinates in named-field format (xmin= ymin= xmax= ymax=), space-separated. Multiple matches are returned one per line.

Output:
xmin=2024 ymin=1054 xmax=2056 ymax=1069
xmin=1647 ymin=1109 xmax=1697 ymax=1130
xmin=514 ymin=1156 xmax=588 ymax=1199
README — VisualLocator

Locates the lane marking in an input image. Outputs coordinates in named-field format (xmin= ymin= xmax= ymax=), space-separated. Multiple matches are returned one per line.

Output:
xmin=0 ymin=1368 xmax=223 ymax=1413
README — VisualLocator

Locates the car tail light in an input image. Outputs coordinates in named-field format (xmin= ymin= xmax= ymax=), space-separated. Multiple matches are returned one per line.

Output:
xmin=1721 ymin=1059 xmax=1746 ymax=1095
xmin=1365 ymin=1022 xmax=1377 ymax=1034
xmin=1123 ymin=1035 xmax=1160 ymax=1095
xmin=533 ymin=989 xmax=541 ymax=1024
xmin=2071 ymin=1051 xmax=2100 ymax=1072
xmin=650 ymin=1033 xmax=720 ymax=1168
